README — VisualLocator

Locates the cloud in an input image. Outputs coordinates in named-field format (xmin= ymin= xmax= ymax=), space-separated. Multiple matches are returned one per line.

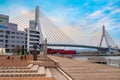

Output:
xmin=111 ymin=9 xmax=120 ymax=15
xmin=8 ymin=5 xmax=31 ymax=18
xmin=88 ymin=10 xmax=103 ymax=18
xmin=46 ymin=2 xmax=119 ymax=38
xmin=84 ymin=2 xmax=120 ymax=31
xmin=81 ymin=5 xmax=120 ymax=47
xmin=46 ymin=1 xmax=120 ymax=47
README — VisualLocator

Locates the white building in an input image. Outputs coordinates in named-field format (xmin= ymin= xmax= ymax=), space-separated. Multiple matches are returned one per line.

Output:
xmin=25 ymin=20 xmax=40 ymax=52
xmin=0 ymin=14 xmax=25 ymax=53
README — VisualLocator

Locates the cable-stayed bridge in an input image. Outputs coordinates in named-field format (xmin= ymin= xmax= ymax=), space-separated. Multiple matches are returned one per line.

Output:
xmin=10 ymin=6 xmax=120 ymax=53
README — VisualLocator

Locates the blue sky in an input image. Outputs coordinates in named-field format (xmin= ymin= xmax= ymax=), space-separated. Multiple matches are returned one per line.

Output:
xmin=0 ymin=0 xmax=120 ymax=47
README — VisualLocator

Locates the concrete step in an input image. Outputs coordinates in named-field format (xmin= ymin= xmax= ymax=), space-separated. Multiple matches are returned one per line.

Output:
xmin=0 ymin=69 xmax=35 ymax=73
xmin=0 ymin=65 xmax=39 ymax=73
xmin=0 ymin=67 xmax=27 ymax=69
xmin=0 ymin=73 xmax=41 ymax=77
xmin=30 ymin=65 xmax=39 ymax=72
xmin=46 ymin=68 xmax=52 ymax=77
xmin=0 ymin=65 xmax=52 ymax=77
xmin=0 ymin=66 xmax=44 ymax=77
xmin=37 ymin=66 xmax=45 ymax=76
xmin=29 ymin=61 xmax=57 ymax=68
xmin=27 ymin=64 xmax=33 ymax=69
xmin=0 ymin=64 xmax=33 ymax=69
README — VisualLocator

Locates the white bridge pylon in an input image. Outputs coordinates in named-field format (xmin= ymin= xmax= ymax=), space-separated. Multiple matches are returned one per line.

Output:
xmin=87 ymin=25 xmax=118 ymax=49
xmin=10 ymin=6 xmax=75 ymax=45
xmin=99 ymin=26 xmax=117 ymax=48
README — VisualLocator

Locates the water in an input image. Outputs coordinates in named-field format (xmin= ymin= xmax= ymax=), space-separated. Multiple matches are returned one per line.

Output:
xmin=105 ymin=56 xmax=120 ymax=60
xmin=74 ymin=56 xmax=120 ymax=60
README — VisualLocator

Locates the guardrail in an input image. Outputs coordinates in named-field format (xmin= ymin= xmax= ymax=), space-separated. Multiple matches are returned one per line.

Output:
xmin=106 ymin=59 xmax=120 ymax=67
xmin=88 ymin=57 xmax=106 ymax=64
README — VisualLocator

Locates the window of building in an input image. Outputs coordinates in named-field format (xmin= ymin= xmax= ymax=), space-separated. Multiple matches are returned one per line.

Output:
xmin=16 ymin=32 xmax=20 ymax=35
xmin=16 ymin=36 xmax=20 ymax=39
xmin=0 ymin=44 xmax=4 ymax=47
xmin=29 ymin=46 xmax=33 ymax=48
xmin=0 ymin=20 xmax=2 ymax=22
xmin=0 ymin=39 xmax=4 ymax=42
xmin=21 ymin=33 xmax=24 ymax=35
xmin=6 ymin=49 xmax=9 ymax=52
xmin=0 ymin=35 xmax=4 ymax=37
xmin=21 ymin=41 xmax=24 ymax=43
xmin=30 ymin=39 xmax=39 ymax=41
xmin=11 ymin=32 xmax=15 ymax=34
xmin=30 ymin=31 xmax=39 ymax=34
xmin=0 ymin=17 xmax=8 ymax=23
xmin=5 ymin=35 xmax=10 ymax=38
xmin=11 ymin=36 xmax=15 ymax=38
xmin=30 ymin=42 xmax=35 ymax=45
xmin=17 ymin=41 xmax=20 ymax=43
xmin=5 ymin=40 xmax=8 ymax=43
xmin=5 ymin=45 xmax=9 ymax=47
xmin=6 ymin=31 xmax=10 ymax=34
xmin=11 ymin=40 xmax=15 ymax=43
xmin=0 ymin=25 xmax=8 ymax=29
xmin=11 ymin=45 xmax=15 ymax=47
xmin=0 ymin=30 xmax=4 ymax=33
xmin=30 ymin=35 xmax=39 ymax=38
xmin=21 ymin=37 xmax=24 ymax=39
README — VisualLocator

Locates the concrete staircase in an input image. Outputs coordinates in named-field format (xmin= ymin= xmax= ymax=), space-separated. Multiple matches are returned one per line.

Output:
xmin=0 ymin=64 xmax=33 ymax=69
xmin=0 ymin=64 xmax=52 ymax=77
xmin=28 ymin=58 xmax=58 ymax=68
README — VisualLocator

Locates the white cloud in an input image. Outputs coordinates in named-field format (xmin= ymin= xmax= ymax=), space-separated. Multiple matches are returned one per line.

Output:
xmin=88 ymin=10 xmax=103 ymax=18
xmin=111 ymin=9 xmax=120 ymax=15
xmin=8 ymin=5 xmax=31 ymax=18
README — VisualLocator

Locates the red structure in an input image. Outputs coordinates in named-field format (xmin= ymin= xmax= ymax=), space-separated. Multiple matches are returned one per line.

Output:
xmin=47 ymin=49 xmax=76 ymax=54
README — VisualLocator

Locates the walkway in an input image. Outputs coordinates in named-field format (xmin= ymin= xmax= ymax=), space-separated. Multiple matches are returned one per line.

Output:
xmin=50 ymin=68 xmax=67 ymax=80
xmin=49 ymin=55 xmax=120 ymax=80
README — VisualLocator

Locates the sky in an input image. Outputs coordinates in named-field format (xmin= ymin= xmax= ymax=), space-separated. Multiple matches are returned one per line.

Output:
xmin=0 ymin=0 xmax=120 ymax=47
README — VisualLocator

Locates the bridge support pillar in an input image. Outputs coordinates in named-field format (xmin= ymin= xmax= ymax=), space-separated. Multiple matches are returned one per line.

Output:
xmin=43 ymin=38 xmax=47 ymax=58
xmin=97 ymin=48 xmax=115 ymax=54
xmin=97 ymin=48 xmax=108 ymax=54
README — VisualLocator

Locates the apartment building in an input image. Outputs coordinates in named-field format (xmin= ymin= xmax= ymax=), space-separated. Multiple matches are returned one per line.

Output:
xmin=0 ymin=14 xmax=25 ymax=52
xmin=25 ymin=20 xmax=40 ymax=52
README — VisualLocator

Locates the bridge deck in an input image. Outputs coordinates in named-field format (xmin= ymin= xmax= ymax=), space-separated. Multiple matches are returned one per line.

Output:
xmin=48 ymin=55 xmax=120 ymax=80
